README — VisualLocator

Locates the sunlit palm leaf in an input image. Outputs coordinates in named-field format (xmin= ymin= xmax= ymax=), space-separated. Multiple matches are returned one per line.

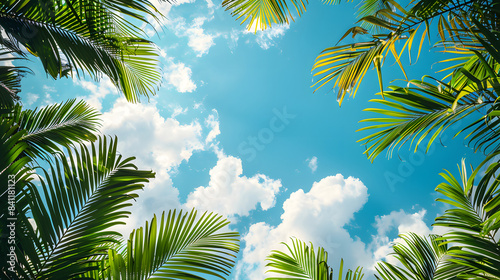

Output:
xmin=222 ymin=0 xmax=308 ymax=31
xmin=312 ymin=1 xmax=498 ymax=105
xmin=265 ymin=237 xmax=363 ymax=280
xmin=18 ymin=136 xmax=154 ymax=279
xmin=105 ymin=209 xmax=240 ymax=279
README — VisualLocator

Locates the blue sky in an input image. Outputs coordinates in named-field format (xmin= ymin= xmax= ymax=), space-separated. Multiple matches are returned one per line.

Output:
xmin=19 ymin=1 xmax=485 ymax=279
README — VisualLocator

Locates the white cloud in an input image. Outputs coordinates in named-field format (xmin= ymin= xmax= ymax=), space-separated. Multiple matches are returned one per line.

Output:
xmin=165 ymin=61 xmax=197 ymax=93
xmin=101 ymin=98 xmax=205 ymax=235
xmin=236 ymin=174 xmax=372 ymax=280
xmin=205 ymin=109 xmax=220 ymax=144
xmin=186 ymin=17 xmax=216 ymax=57
xmin=245 ymin=24 xmax=290 ymax=50
xmin=307 ymin=156 xmax=318 ymax=173
xmin=369 ymin=208 xmax=448 ymax=266
xmin=169 ymin=17 xmax=218 ymax=57
xmin=185 ymin=152 xmax=282 ymax=218
xmin=24 ymin=93 xmax=39 ymax=106
xmin=74 ymin=77 xmax=118 ymax=111
xmin=170 ymin=105 xmax=188 ymax=118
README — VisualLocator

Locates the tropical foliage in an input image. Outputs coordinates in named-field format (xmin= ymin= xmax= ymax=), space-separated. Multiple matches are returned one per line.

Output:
xmin=1 ymin=108 xmax=240 ymax=279
xmin=0 ymin=1 xmax=241 ymax=279
xmin=0 ymin=0 xmax=166 ymax=105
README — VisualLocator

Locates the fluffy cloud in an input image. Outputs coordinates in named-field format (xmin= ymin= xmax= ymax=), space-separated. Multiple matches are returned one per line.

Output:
xmin=186 ymin=17 xmax=216 ymax=57
xmin=185 ymin=152 xmax=282 ymax=218
xmin=101 ymin=98 xmax=205 ymax=235
xmin=307 ymin=156 xmax=318 ymax=173
xmin=236 ymin=174 xmax=371 ymax=279
xmin=24 ymin=93 xmax=39 ymax=106
xmin=370 ymin=209 xmax=447 ymax=265
xmin=165 ymin=61 xmax=197 ymax=93
xmin=74 ymin=77 xmax=118 ymax=111
xmin=169 ymin=17 xmax=218 ymax=57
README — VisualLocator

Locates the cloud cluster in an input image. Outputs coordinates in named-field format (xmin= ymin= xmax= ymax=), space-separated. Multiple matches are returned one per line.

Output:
xmin=100 ymin=98 xmax=205 ymax=234
xmin=236 ymin=174 xmax=372 ymax=279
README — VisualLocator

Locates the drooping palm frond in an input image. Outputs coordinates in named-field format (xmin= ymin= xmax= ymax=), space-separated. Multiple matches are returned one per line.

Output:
xmin=222 ymin=0 xmax=309 ymax=31
xmin=312 ymin=0 xmax=499 ymax=106
xmin=265 ymin=237 xmax=363 ymax=280
xmin=375 ymin=233 xmax=470 ymax=280
xmin=11 ymin=99 xmax=101 ymax=159
xmin=0 ymin=0 xmax=166 ymax=103
xmin=433 ymin=156 xmax=500 ymax=278
xmin=16 ymin=136 xmax=154 ymax=279
xmin=105 ymin=209 xmax=240 ymax=279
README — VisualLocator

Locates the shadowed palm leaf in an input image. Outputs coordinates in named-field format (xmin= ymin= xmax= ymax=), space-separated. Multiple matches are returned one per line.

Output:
xmin=105 ymin=209 xmax=240 ymax=279
xmin=357 ymin=66 xmax=500 ymax=160
xmin=375 ymin=233 xmax=470 ymax=280
xmin=12 ymin=99 xmax=101 ymax=159
xmin=433 ymin=155 xmax=500 ymax=278
xmin=15 ymin=136 xmax=154 ymax=279
xmin=0 ymin=0 xmax=167 ymax=103
xmin=265 ymin=237 xmax=363 ymax=280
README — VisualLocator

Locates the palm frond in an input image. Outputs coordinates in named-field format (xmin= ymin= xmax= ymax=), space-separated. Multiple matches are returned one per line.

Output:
xmin=375 ymin=233 xmax=469 ymax=280
xmin=265 ymin=237 xmax=363 ymax=280
xmin=433 ymin=155 xmax=500 ymax=278
xmin=11 ymin=99 xmax=101 ymax=159
xmin=18 ymin=136 xmax=154 ymax=279
xmin=222 ymin=0 xmax=308 ymax=31
xmin=105 ymin=209 xmax=240 ymax=279
xmin=0 ymin=0 xmax=166 ymax=103
xmin=312 ymin=0 xmax=499 ymax=106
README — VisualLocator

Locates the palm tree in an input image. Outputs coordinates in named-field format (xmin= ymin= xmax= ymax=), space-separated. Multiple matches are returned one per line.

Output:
xmin=0 ymin=0 xmax=167 ymax=106
xmin=265 ymin=237 xmax=364 ymax=280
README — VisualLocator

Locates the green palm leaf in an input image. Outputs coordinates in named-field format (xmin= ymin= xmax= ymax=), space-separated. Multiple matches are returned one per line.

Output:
xmin=17 ymin=136 xmax=154 ymax=279
xmin=12 ymin=99 xmax=100 ymax=159
xmin=105 ymin=209 xmax=240 ymax=279
xmin=433 ymin=156 xmax=500 ymax=278
xmin=265 ymin=237 xmax=363 ymax=280
xmin=0 ymin=118 xmax=33 ymax=278
xmin=222 ymin=0 xmax=308 ymax=31
xmin=312 ymin=1 xmax=498 ymax=105
xmin=375 ymin=233 xmax=469 ymax=280
xmin=0 ymin=0 xmax=166 ymax=103
xmin=356 ymin=75 xmax=500 ymax=161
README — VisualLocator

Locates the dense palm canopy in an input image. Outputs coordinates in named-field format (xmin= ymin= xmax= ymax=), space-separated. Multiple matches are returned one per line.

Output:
xmin=0 ymin=0 xmax=167 ymax=105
